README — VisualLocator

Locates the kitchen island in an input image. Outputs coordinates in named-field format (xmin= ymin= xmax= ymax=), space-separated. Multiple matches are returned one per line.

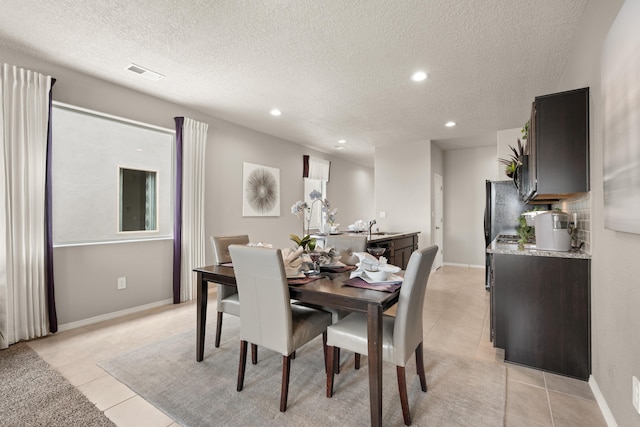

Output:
xmin=315 ymin=231 xmax=420 ymax=270
xmin=487 ymin=238 xmax=591 ymax=380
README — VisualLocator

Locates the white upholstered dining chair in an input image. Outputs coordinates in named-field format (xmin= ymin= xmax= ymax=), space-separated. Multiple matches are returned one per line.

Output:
xmin=229 ymin=244 xmax=332 ymax=412
xmin=325 ymin=245 xmax=438 ymax=426
xmin=322 ymin=234 xmax=367 ymax=373
xmin=210 ymin=235 xmax=258 ymax=362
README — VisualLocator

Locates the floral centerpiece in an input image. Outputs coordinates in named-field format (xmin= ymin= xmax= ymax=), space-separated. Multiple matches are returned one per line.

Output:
xmin=290 ymin=190 xmax=337 ymax=250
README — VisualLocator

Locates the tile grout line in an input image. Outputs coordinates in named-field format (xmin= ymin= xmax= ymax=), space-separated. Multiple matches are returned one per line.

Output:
xmin=544 ymin=372 xmax=556 ymax=427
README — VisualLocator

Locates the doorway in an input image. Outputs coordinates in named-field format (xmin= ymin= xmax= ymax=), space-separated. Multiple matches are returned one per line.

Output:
xmin=434 ymin=174 xmax=444 ymax=269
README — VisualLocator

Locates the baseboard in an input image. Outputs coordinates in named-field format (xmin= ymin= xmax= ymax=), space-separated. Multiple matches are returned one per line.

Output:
xmin=443 ymin=262 xmax=484 ymax=269
xmin=589 ymin=375 xmax=619 ymax=427
xmin=57 ymin=298 xmax=174 ymax=332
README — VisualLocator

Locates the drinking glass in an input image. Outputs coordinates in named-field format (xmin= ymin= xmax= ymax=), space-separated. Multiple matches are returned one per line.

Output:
xmin=367 ymin=247 xmax=386 ymax=259
xmin=308 ymin=251 xmax=321 ymax=275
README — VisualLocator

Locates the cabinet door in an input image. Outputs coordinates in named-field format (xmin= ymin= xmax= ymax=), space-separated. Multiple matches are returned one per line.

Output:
xmin=531 ymin=87 xmax=589 ymax=199
xmin=494 ymin=254 xmax=590 ymax=379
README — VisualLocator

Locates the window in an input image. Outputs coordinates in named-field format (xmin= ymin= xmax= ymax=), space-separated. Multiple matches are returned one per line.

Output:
xmin=52 ymin=103 xmax=174 ymax=245
xmin=119 ymin=168 xmax=157 ymax=232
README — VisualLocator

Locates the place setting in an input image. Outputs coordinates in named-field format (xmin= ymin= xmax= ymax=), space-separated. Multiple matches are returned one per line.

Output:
xmin=344 ymin=247 xmax=404 ymax=292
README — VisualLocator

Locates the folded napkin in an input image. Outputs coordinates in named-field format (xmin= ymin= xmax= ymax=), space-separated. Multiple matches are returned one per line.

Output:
xmin=350 ymin=252 xmax=401 ymax=283
xmin=300 ymin=247 xmax=341 ymax=266
xmin=351 ymin=252 xmax=388 ymax=271
xmin=281 ymin=246 xmax=304 ymax=277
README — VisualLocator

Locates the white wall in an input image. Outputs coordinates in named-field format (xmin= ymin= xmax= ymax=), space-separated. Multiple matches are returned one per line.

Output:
xmin=555 ymin=1 xmax=636 ymax=426
xmin=443 ymin=145 xmax=498 ymax=267
xmin=374 ymin=141 xmax=432 ymax=251
xmin=0 ymin=45 xmax=374 ymax=326
xmin=203 ymin=121 xmax=374 ymax=253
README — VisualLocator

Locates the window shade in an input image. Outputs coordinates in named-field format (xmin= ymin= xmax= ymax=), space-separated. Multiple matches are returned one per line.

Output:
xmin=303 ymin=155 xmax=331 ymax=181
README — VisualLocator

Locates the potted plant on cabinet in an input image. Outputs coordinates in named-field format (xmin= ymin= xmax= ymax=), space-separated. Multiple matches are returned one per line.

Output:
xmin=498 ymin=138 xmax=526 ymax=187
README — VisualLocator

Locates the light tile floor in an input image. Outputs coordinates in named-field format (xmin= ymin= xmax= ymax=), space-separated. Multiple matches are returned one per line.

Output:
xmin=25 ymin=266 xmax=607 ymax=426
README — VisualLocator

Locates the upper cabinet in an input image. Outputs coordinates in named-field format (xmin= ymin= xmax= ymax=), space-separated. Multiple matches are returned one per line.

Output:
xmin=521 ymin=87 xmax=590 ymax=203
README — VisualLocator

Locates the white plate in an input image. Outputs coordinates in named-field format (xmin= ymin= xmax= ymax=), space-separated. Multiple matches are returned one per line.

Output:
xmin=360 ymin=273 xmax=404 ymax=285
xmin=356 ymin=263 xmax=401 ymax=274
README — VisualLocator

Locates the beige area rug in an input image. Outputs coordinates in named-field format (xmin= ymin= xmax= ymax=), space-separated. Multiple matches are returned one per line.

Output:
xmin=99 ymin=316 xmax=506 ymax=426
xmin=0 ymin=342 xmax=115 ymax=426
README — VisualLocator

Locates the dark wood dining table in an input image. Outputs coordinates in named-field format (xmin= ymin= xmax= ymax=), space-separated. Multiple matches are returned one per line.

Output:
xmin=193 ymin=264 xmax=401 ymax=427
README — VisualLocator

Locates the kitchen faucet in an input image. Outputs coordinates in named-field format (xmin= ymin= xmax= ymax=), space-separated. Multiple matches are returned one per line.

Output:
xmin=368 ymin=219 xmax=377 ymax=239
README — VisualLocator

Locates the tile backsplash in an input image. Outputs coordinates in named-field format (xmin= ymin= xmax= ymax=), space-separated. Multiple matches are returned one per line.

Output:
xmin=553 ymin=193 xmax=591 ymax=254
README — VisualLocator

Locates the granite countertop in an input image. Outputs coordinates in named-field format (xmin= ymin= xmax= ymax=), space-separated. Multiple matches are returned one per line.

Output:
xmin=486 ymin=239 xmax=591 ymax=259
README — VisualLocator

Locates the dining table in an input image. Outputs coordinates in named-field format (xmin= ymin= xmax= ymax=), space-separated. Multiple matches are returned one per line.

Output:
xmin=193 ymin=264 xmax=401 ymax=427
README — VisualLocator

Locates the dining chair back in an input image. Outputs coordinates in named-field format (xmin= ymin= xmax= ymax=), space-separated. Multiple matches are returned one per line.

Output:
xmin=326 ymin=245 xmax=438 ymax=425
xmin=229 ymin=244 xmax=332 ymax=412
xmin=392 ymin=245 xmax=438 ymax=366
xmin=210 ymin=235 xmax=249 ymax=349
xmin=325 ymin=235 xmax=367 ymax=265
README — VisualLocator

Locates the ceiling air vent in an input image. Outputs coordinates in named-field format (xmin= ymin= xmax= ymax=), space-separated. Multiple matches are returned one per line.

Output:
xmin=125 ymin=63 xmax=164 ymax=81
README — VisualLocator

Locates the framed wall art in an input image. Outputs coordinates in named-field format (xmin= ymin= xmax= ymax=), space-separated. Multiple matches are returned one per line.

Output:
xmin=242 ymin=162 xmax=280 ymax=217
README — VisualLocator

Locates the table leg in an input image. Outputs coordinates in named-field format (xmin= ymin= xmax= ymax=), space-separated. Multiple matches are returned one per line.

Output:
xmin=367 ymin=303 xmax=383 ymax=427
xmin=196 ymin=272 xmax=208 ymax=362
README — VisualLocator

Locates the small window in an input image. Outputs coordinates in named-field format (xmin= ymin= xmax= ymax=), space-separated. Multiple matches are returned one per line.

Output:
xmin=119 ymin=168 xmax=157 ymax=232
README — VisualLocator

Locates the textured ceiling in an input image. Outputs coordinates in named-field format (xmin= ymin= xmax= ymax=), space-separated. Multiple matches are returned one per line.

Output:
xmin=0 ymin=0 xmax=588 ymax=167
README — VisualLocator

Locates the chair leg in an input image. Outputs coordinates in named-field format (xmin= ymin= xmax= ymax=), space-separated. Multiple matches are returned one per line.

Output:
xmin=280 ymin=355 xmax=292 ymax=412
xmin=322 ymin=332 xmax=328 ymax=373
xmin=334 ymin=347 xmax=341 ymax=374
xmin=215 ymin=311 xmax=223 ymax=347
xmin=251 ymin=344 xmax=258 ymax=365
xmin=237 ymin=340 xmax=248 ymax=392
xmin=326 ymin=345 xmax=335 ymax=397
xmin=415 ymin=342 xmax=427 ymax=392
xmin=354 ymin=353 xmax=361 ymax=370
xmin=396 ymin=366 xmax=411 ymax=426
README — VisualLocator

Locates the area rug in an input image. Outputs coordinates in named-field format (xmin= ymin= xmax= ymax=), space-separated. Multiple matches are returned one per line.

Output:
xmin=99 ymin=316 xmax=505 ymax=426
xmin=0 ymin=342 xmax=115 ymax=426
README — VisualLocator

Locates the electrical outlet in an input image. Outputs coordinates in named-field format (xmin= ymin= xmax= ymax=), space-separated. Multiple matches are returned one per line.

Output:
xmin=117 ymin=277 xmax=126 ymax=290
xmin=379 ymin=211 xmax=386 ymax=218
xmin=633 ymin=376 xmax=640 ymax=414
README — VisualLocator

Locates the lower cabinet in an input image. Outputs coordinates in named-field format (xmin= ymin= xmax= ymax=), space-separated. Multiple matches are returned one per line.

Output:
xmin=368 ymin=234 xmax=418 ymax=270
xmin=491 ymin=254 xmax=590 ymax=380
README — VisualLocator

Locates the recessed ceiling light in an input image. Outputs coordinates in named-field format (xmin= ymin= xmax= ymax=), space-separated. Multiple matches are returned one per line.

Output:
xmin=445 ymin=121 xmax=456 ymax=127
xmin=411 ymin=71 xmax=428 ymax=82
xmin=270 ymin=109 xmax=282 ymax=116
xmin=334 ymin=145 xmax=345 ymax=150
xmin=136 ymin=148 xmax=144 ymax=152
xmin=338 ymin=139 xmax=346 ymax=144
xmin=125 ymin=63 xmax=164 ymax=81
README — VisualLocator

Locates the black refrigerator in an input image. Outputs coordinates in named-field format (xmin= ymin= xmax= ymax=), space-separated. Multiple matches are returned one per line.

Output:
xmin=483 ymin=180 xmax=529 ymax=289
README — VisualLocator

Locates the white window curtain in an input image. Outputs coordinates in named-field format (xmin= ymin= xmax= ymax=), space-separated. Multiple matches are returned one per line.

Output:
xmin=179 ymin=118 xmax=208 ymax=302
xmin=308 ymin=157 xmax=331 ymax=181
xmin=0 ymin=64 xmax=53 ymax=348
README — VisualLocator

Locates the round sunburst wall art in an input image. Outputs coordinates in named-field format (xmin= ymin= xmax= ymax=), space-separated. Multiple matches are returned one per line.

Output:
xmin=242 ymin=162 xmax=280 ymax=216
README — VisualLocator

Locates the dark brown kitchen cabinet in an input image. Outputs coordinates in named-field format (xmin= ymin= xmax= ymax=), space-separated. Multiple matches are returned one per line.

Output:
xmin=491 ymin=254 xmax=590 ymax=380
xmin=523 ymin=87 xmax=589 ymax=202
xmin=368 ymin=233 xmax=418 ymax=270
